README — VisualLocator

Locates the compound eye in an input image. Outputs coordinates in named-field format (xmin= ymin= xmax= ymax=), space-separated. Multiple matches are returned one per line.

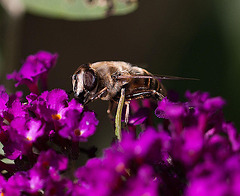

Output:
xmin=83 ymin=70 xmax=96 ymax=91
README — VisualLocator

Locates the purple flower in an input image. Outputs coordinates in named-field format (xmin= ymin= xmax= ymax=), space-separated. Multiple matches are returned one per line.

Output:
xmin=27 ymin=89 xmax=69 ymax=122
xmin=28 ymin=169 xmax=44 ymax=192
xmin=128 ymin=99 xmax=157 ymax=128
xmin=10 ymin=117 xmax=45 ymax=142
xmin=0 ymin=87 xmax=97 ymax=161
xmin=224 ymin=122 xmax=240 ymax=151
xmin=43 ymin=178 xmax=71 ymax=196
xmin=32 ymin=149 xmax=68 ymax=180
xmin=128 ymin=107 xmax=149 ymax=125
xmin=154 ymin=92 xmax=232 ymax=167
xmin=133 ymin=127 xmax=170 ymax=163
xmin=185 ymin=154 xmax=240 ymax=196
xmin=74 ymin=127 xmax=177 ymax=196
xmin=151 ymin=91 xmax=240 ymax=195
xmin=2 ymin=172 xmax=30 ymax=195
xmin=2 ymin=116 xmax=44 ymax=159
xmin=0 ymin=150 xmax=70 ymax=195
xmin=75 ymin=157 xmax=124 ymax=196
xmin=185 ymin=91 xmax=225 ymax=112
xmin=119 ymin=165 xmax=159 ymax=196
xmin=25 ymin=88 xmax=98 ymax=142
xmin=59 ymin=110 xmax=98 ymax=141
xmin=155 ymin=97 xmax=187 ymax=125
xmin=4 ymin=98 xmax=28 ymax=123
xmin=7 ymin=51 xmax=58 ymax=94
xmin=171 ymin=127 xmax=204 ymax=166
xmin=0 ymin=89 xmax=27 ymax=133
xmin=27 ymin=89 xmax=83 ymax=124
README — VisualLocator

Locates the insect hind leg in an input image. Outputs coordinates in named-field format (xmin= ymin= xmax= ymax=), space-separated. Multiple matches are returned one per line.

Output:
xmin=125 ymin=90 xmax=165 ymax=101
xmin=151 ymin=90 xmax=165 ymax=100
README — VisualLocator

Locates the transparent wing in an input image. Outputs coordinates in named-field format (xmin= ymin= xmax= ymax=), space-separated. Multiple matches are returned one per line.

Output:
xmin=116 ymin=75 xmax=199 ymax=81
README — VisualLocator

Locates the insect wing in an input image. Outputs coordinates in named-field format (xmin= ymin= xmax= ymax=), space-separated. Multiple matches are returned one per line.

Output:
xmin=116 ymin=75 xmax=199 ymax=81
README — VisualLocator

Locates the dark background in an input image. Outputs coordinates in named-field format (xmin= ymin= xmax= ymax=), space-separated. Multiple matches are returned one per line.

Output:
xmin=1 ymin=0 xmax=240 ymax=154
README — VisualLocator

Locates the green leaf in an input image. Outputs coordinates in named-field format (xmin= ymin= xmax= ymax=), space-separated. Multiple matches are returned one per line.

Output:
xmin=22 ymin=0 xmax=138 ymax=20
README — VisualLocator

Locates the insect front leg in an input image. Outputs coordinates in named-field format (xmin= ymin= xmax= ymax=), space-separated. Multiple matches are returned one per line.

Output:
xmin=84 ymin=87 xmax=108 ymax=105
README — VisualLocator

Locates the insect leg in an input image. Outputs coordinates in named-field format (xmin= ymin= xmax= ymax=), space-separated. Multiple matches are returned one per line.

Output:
xmin=125 ymin=101 xmax=130 ymax=124
xmin=151 ymin=90 xmax=165 ymax=100
xmin=125 ymin=90 xmax=165 ymax=100
xmin=84 ymin=87 xmax=108 ymax=105
xmin=115 ymin=88 xmax=125 ymax=141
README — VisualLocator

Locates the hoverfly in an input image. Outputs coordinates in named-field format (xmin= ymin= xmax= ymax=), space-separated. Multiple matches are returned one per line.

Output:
xmin=72 ymin=61 xmax=196 ymax=139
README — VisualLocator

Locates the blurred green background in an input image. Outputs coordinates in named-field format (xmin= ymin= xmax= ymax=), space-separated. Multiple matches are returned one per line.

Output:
xmin=0 ymin=0 xmax=240 ymax=153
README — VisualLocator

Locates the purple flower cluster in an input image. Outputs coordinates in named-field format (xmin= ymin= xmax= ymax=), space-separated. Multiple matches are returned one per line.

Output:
xmin=0 ymin=150 xmax=69 ymax=195
xmin=1 ymin=51 xmax=240 ymax=196
xmin=155 ymin=92 xmax=240 ymax=195
xmin=68 ymin=91 xmax=240 ymax=196
xmin=0 ymin=51 xmax=98 ymax=195
xmin=0 ymin=85 xmax=98 ymax=159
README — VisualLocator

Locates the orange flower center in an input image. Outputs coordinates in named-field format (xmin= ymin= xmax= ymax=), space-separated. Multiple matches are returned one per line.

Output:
xmin=51 ymin=114 xmax=61 ymax=120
